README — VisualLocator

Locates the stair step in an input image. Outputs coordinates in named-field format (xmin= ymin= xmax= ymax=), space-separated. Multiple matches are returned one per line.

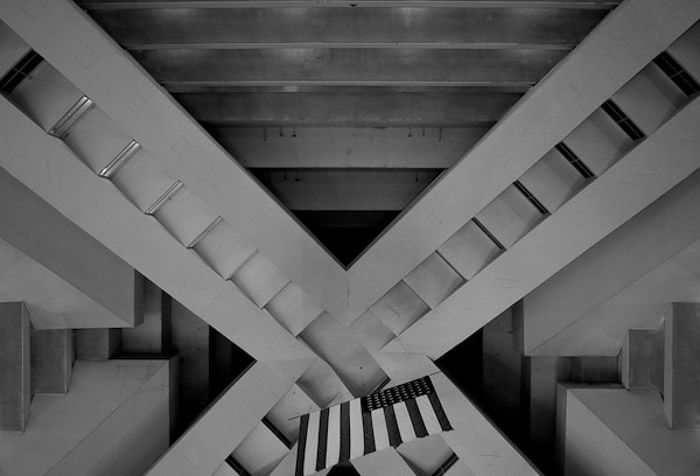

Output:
xmin=266 ymin=384 xmax=320 ymax=444
xmin=563 ymin=107 xmax=633 ymax=177
xmin=438 ymin=220 xmax=502 ymax=281
xmin=397 ymin=434 xmax=454 ymax=476
xmin=31 ymin=328 xmax=74 ymax=394
xmin=62 ymin=106 xmax=134 ymax=175
xmin=404 ymin=252 xmax=464 ymax=309
xmin=265 ymin=281 xmax=323 ymax=336
xmin=666 ymin=21 xmax=700 ymax=89
xmin=474 ymin=183 xmax=545 ymax=249
xmin=300 ymin=312 xmax=387 ymax=396
xmin=8 ymin=60 xmax=84 ymax=132
xmin=231 ymin=252 xmax=289 ymax=308
xmin=0 ymin=21 xmax=31 ymax=78
xmin=110 ymin=147 xmax=180 ymax=212
xmin=231 ymin=421 xmax=289 ymax=476
xmin=611 ymin=63 xmax=685 ymax=137
xmin=518 ymin=146 xmax=588 ymax=214
xmin=297 ymin=358 xmax=353 ymax=409
xmin=191 ymin=218 xmax=255 ymax=280
xmin=152 ymin=186 xmax=220 ymax=248
xmin=370 ymin=281 xmax=429 ymax=336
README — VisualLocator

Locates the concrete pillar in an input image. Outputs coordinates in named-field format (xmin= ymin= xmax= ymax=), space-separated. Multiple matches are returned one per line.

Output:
xmin=31 ymin=328 xmax=74 ymax=394
xmin=664 ymin=302 xmax=700 ymax=429
xmin=619 ymin=327 xmax=664 ymax=391
xmin=121 ymin=280 xmax=169 ymax=354
xmin=0 ymin=302 xmax=31 ymax=431
xmin=75 ymin=328 xmax=120 ymax=361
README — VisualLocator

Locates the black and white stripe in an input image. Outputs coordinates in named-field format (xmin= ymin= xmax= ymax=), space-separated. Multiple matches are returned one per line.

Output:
xmin=295 ymin=376 xmax=452 ymax=476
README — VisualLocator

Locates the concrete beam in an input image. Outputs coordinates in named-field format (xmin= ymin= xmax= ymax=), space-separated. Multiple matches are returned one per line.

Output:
xmin=146 ymin=362 xmax=302 ymax=476
xmin=0 ymin=167 xmax=141 ymax=327
xmin=432 ymin=372 xmax=539 ymax=475
xmin=384 ymin=95 xmax=700 ymax=359
xmin=347 ymin=0 xmax=700 ymax=322
xmin=252 ymin=169 xmax=441 ymax=211
xmin=0 ymin=0 xmax=348 ymax=319
xmin=85 ymin=7 xmax=606 ymax=48
xmin=523 ymin=168 xmax=700 ymax=356
xmin=75 ymin=1 xmax=621 ymax=10
xmin=177 ymin=92 xmax=517 ymax=127
xmin=0 ymin=302 xmax=30 ymax=431
xmin=213 ymin=126 xmax=487 ymax=169
xmin=0 ymin=96 xmax=313 ymax=363
xmin=133 ymin=48 xmax=565 ymax=87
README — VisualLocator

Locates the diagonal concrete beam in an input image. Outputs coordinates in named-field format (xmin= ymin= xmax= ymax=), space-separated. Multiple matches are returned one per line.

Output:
xmin=0 ymin=0 xmax=348 ymax=319
xmin=146 ymin=362 xmax=302 ymax=476
xmin=384 ymin=95 xmax=700 ymax=359
xmin=347 ymin=0 xmax=700 ymax=322
xmin=432 ymin=372 xmax=539 ymax=475
xmin=0 ymin=96 xmax=313 ymax=363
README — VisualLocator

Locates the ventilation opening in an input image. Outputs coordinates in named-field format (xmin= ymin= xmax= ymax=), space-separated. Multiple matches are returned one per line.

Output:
xmin=601 ymin=99 xmax=645 ymax=140
xmin=555 ymin=142 xmax=595 ymax=179
xmin=0 ymin=50 xmax=43 ymax=94
xmin=653 ymin=51 xmax=700 ymax=96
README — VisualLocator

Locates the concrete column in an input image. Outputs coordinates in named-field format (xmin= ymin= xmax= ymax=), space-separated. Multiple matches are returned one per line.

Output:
xmin=619 ymin=328 xmax=664 ymax=391
xmin=121 ymin=280 xmax=168 ymax=354
xmin=75 ymin=328 xmax=120 ymax=361
xmin=0 ymin=302 xmax=30 ymax=431
xmin=31 ymin=328 xmax=74 ymax=394
xmin=664 ymin=302 xmax=700 ymax=429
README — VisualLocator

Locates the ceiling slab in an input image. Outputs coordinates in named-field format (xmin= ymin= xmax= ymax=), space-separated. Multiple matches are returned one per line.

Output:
xmin=84 ymin=7 xmax=606 ymax=48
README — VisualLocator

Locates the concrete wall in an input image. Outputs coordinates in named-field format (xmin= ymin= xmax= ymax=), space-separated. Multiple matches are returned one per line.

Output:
xmin=31 ymin=328 xmax=73 ymax=394
xmin=0 ymin=359 xmax=174 ymax=476
xmin=121 ymin=280 xmax=165 ymax=354
xmin=0 ymin=237 xmax=130 ymax=329
xmin=0 ymin=302 xmax=30 ymax=431
xmin=557 ymin=385 xmax=700 ymax=476
xmin=482 ymin=306 xmax=526 ymax=445
xmin=171 ymin=299 xmax=210 ymax=435
xmin=0 ymin=167 xmax=141 ymax=327
xmin=46 ymin=359 xmax=174 ymax=476
xmin=524 ymin=169 xmax=700 ymax=356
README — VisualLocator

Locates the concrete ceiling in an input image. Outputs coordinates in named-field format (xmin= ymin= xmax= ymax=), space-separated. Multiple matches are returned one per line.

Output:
xmin=74 ymin=0 xmax=618 ymax=266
